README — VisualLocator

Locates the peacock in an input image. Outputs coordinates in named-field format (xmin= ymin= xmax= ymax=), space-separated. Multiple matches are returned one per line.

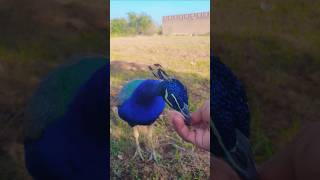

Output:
xmin=211 ymin=55 xmax=259 ymax=180
xmin=116 ymin=64 xmax=191 ymax=162
xmin=24 ymin=56 xmax=108 ymax=180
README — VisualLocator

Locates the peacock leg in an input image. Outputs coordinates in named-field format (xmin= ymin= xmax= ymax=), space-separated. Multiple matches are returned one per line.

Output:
xmin=132 ymin=126 xmax=144 ymax=161
xmin=147 ymin=125 xmax=158 ymax=163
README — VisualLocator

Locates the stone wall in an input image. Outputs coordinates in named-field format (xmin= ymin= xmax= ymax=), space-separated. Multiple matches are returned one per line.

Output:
xmin=162 ymin=11 xmax=210 ymax=35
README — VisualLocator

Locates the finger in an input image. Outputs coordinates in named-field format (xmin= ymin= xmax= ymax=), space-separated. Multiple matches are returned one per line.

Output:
xmin=168 ymin=109 xmax=201 ymax=126
xmin=168 ymin=110 xmax=210 ymax=150
xmin=170 ymin=112 xmax=197 ymax=144
xmin=201 ymin=100 xmax=210 ymax=123
xmin=167 ymin=110 xmax=183 ymax=123
xmin=190 ymin=107 xmax=203 ymax=125
xmin=191 ymin=100 xmax=210 ymax=125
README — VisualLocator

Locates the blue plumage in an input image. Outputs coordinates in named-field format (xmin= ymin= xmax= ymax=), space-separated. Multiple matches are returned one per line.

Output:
xmin=118 ymin=79 xmax=166 ymax=126
xmin=116 ymin=64 xmax=190 ymax=161
xmin=211 ymin=55 xmax=258 ymax=180
xmin=24 ymin=57 xmax=108 ymax=180
xmin=117 ymin=64 xmax=191 ymax=127
xmin=159 ymin=79 xmax=190 ymax=121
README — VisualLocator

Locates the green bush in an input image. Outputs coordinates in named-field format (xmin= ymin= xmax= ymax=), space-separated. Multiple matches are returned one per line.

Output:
xmin=111 ymin=12 xmax=159 ymax=36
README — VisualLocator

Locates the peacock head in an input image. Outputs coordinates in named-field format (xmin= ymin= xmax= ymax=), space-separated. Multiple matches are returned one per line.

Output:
xmin=149 ymin=64 xmax=191 ymax=125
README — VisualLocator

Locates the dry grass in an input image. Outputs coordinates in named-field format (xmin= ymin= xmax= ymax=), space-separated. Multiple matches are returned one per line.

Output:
xmin=111 ymin=35 xmax=210 ymax=78
xmin=110 ymin=35 xmax=210 ymax=179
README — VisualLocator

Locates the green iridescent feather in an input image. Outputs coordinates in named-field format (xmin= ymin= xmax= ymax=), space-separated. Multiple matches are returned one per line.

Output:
xmin=25 ymin=57 xmax=107 ymax=140
xmin=117 ymin=79 xmax=144 ymax=106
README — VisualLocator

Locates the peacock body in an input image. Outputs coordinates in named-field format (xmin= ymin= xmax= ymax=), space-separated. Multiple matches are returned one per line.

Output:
xmin=117 ymin=79 xmax=166 ymax=126
xmin=116 ymin=64 xmax=190 ymax=161
xmin=24 ymin=57 xmax=108 ymax=180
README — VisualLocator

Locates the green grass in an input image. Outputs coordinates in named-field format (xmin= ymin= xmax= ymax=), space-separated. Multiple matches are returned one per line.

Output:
xmin=110 ymin=36 xmax=210 ymax=179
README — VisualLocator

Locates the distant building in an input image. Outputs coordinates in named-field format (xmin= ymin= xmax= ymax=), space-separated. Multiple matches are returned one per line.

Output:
xmin=162 ymin=12 xmax=210 ymax=35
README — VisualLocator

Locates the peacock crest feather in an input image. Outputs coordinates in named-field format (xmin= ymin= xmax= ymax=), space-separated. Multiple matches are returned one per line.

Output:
xmin=148 ymin=64 xmax=172 ymax=81
xmin=148 ymin=64 xmax=191 ymax=125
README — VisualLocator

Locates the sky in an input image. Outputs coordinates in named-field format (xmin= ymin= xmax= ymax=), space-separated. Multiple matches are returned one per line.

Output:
xmin=110 ymin=0 xmax=210 ymax=25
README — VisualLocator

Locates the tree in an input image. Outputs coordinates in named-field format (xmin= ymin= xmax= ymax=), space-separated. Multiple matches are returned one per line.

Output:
xmin=126 ymin=12 xmax=138 ymax=34
xmin=127 ymin=12 xmax=154 ymax=35
xmin=110 ymin=18 xmax=128 ymax=36
xmin=111 ymin=12 xmax=157 ymax=36
xmin=137 ymin=13 xmax=153 ymax=34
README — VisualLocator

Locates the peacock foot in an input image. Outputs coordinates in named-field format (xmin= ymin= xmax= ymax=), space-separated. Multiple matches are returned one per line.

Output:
xmin=148 ymin=150 xmax=160 ymax=164
xmin=132 ymin=146 xmax=145 ymax=161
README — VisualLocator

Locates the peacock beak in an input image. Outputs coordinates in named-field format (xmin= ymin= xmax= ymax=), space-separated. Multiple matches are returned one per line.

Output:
xmin=179 ymin=102 xmax=191 ymax=126
xmin=182 ymin=111 xmax=192 ymax=126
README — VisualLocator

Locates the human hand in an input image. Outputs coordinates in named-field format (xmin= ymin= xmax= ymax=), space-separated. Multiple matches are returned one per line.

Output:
xmin=258 ymin=122 xmax=320 ymax=180
xmin=168 ymin=100 xmax=210 ymax=151
xmin=211 ymin=156 xmax=241 ymax=180
xmin=169 ymin=100 xmax=242 ymax=179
